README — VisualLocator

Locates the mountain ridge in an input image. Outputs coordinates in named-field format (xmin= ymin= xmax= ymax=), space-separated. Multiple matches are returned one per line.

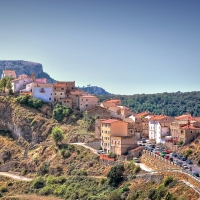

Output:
xmin=0 ymin=60 xmax=56 ymax=83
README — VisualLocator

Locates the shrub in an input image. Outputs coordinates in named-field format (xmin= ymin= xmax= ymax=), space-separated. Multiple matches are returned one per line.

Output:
xmin=108 ymin=152 xmax=116 ymax=159
xmin=53 ymin=103 xmax=73 ymax=121
xmin=134 ymin=165 xmax=140 ymax=173
xmin=31 ymin=177 xmax=45 ymax=189
xmin=163 ymin=176 xmax=173 ymax=187
xmin=38 ymin=162 xmax=49 ymax=175
xmin=108 ymin=190 xmax=122 ymax=200
xmin=39 ymin=185 xmax=54 ymax=196
xmin=148 ymin=189 xmax=156 ymax=199
xmin=60 ymin=149 xmax=71 ymax=158
xmin=77 ymin=170 xmax=87 ymax=176
xmin=107 ymin=164 xmax=124 ymax=187
xmin=16 ymin=95 xmax=43 ymax=108
xmin=51 ymin=126 xmax=64 ymax=145
xmin=183 ymin=149 xmax=193 ymax=158
xmin=0 ymin=186 xmax=8 ymax=193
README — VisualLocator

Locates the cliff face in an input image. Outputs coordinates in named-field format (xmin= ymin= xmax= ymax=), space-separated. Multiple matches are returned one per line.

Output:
xmin=0 ymin=97 xmax=54 ymax=144
xmin=0 ymin=60 xmax=56 ymax=83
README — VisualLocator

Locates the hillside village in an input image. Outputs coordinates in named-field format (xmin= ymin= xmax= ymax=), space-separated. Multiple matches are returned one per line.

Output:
xmin=1 ymin=69 xmax=200 ymax=199
xmin=1 ymin=69 xmax=200 ymax=157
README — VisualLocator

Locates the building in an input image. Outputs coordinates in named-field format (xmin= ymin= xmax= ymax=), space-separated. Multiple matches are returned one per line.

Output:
xmin=79 ymin=95 xmax=98 ymax=111
xmin=100 ymin=99 xmax=121 ymax=109
xmin=149 ymin=115 xmax=174 ymax=144
xmin=1 ymin=70 xmax=17 ymax=79
xmin=170 ymin=114 xmax=200 ymax=145
xmin=32 ymin=83 xmax=53 ymax=102
xmin=110 ymin=135 xmax=137 ymax=155
xmin=11 ymin=76 xmax=33 ymax=93
xmin=100 ymin=119 xmax=137 ymax=155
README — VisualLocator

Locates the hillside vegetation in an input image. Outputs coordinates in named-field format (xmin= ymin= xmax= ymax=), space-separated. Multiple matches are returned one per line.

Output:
xmin=99 ymin=91 xmax=200 ymax=116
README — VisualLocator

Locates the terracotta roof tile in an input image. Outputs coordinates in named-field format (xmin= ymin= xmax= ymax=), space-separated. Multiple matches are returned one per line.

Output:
xmin=101 ymin=119 xmax=118 ymax=124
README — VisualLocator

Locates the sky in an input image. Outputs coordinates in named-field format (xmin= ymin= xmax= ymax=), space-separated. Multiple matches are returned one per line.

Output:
xmin=0 ymin=0 xmax=200 ymax=95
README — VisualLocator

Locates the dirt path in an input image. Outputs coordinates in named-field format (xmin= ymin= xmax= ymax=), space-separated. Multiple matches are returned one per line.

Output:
xmin=0 ymin=172 xmax=32 ymax=181
xmin=71 ymin=142 xmax=98 ymax=154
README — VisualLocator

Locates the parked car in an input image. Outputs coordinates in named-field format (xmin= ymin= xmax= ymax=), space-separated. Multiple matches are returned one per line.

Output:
xmin=178 ymin=161 xmax=183 ymax=167
xmin=174 ymin=160 xmax=179 ymax=165
xmin=97 ymin=150 xmax=105 ymax=154
xmin=183 ymin=164 xmax=189 ymax=169
xmin=186 ymin=159 xmax=193 ymax=164
xmin=180 ymin=157 xmax=187 ymax=161
xmin=147 ymin=147 xmax=154 ymax=152
xmin=177 ymin=154 xmax=183 ymax=159
xmin=172 ymin=152 xmax=177 ymax=157
xmin=160 ymin=152 xmax=166 ymax=157
xmin=142 ymin=138 xmax=146 ymax=143
xmin=164 ymin=155 xmax=169 ymax=159
xmin=164 ymin=149 xmax=170 ymax=154
xmin=193 ymin=172 xmax=199 ymax=177
xmin=168 ymin=157 xmax=173 ymax=162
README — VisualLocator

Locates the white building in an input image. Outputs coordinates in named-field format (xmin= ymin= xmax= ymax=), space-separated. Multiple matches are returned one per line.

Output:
xmin=11 ymin=76 xmax=33 ymax=93
xmin=149 ymin=120 xmax=169 ymax=144
xmin=33 ymin=83 xmax=53 ymax=103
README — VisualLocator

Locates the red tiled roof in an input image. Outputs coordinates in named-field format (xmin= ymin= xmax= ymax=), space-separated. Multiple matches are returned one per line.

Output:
xmin=150 ymin=115 xmax=168 ymax=121
xmin=175 ymin=114 xmax=194 ymax=121
xmin=136 ymin=112 xmax=151 ymax=117
xmin=101 ymin=119 xmax=118 ymax=124
xmin=181 ymin=124 xmax=200 ymax=130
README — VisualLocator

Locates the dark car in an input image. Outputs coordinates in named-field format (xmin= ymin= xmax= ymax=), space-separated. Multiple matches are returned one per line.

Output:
xmin=164 ymin=149 xmax=170 ymax=154
xmin=178 ymin=161 xmax=183 ymax=167
xmin=193 ymin=172 xmax=199 ymax=177
xmin=180 ymin=157 xmax=186 ymax=161
xmin=186 ymin=159 xmax=193 ymax=164
xmin=148 ymin=147 xmax=154 ymax=152
xmin=172 ymin=153 xmax=177 ymax=157
xmin=168 ymin=157 xmax=173 ymax=162
xmin=164 ymin=155 xmax=169 ymax=159
xmin=177 ymin=154 xmax=182 ymax=160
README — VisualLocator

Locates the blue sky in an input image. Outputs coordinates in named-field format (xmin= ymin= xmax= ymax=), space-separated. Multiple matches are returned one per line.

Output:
xmin=0 ymin=0 xmax=200 ymax=94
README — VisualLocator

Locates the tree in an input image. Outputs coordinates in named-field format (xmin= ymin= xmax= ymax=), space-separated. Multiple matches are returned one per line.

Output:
xmin=107 ymin=164 xmax=124 ymax=187
xmin=0 ymin=77 xmax=8 ymax=93
xmin=51 ymin=126 xmax=64 ymax=145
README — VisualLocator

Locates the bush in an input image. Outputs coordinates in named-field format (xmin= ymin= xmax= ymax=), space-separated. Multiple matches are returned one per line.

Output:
xmin=60 ymin=149 xmax=71 ymax=158
xmin=107 ymin=164 xmax=124 ymax=187
xmin=134 ymin=165 xmax=140 ymax=173
xmin=163 ymin=176 xmax=173 ymax=187
xmin=148 ymin=189 xmax=156 ymax=199
xmin=39 ymin=185 xmax=54 ymax=196
xmin=16 ymin=95 xmax=43 ymax=108
xmin=53 ymin=103 xmax=73 ymax=121
xmin=51 ymin=126 xmax=64 ymax=145
xmin=31 ymin=177 xmax=45 ymax=189
xmin=0 ymin=186 xmax=8 ymax=193
xmin=108 ymin=190 xmax=122 ymax=200
xmin=183 ymin=149 xmax=193 ymax=158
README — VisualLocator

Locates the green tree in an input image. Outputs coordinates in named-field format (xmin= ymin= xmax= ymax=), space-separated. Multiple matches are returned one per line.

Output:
xmin=53 ymin=103 xmax=73 ymax=121
xmin=0 ymin=77 xmax=9 ymax=92
xmin=107 ymin=164 xmax=124 ymax=187
xmin=51 ymin=126 xmax=64 ymax=145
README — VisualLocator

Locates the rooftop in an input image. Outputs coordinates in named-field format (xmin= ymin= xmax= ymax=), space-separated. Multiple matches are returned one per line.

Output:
xmin=101 ymin=119 xmax=118 ymax=124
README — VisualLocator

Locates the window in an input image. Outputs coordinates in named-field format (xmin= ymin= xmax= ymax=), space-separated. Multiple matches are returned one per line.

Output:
xmin=67 ymin=101 xmax=69 ymax=103
xmin=60 ymin=98 xmax=61 ymax=100
xmin=61 ymin=88 xmax=64 ymax=90
xmin=60 ymin=93 xmax=62 ymax=95
xmin=40 ymin=88 xmax=45 ymax=93
xmin=67 ymin=95 xmax=68 ymax=97
xmin=86 ymin=104 xmax=88 ymax=107
xmin=49 ymin=98 xmax=51 ymax=100
xmin=64 ymin=101 xmax=66 ymax=103
xmin=51 ymin=93 xmax=52 ymax=95
xmin=86 ymin=99 xmax=88 ymax=101
xmin=54 ymin=93 xmax=56 ymax=95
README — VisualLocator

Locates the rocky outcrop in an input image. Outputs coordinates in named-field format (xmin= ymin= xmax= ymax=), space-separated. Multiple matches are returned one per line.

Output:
xmin=0 ymin=60 xmax=56 ymax=83
xmin=0 ymin=97 xmax=54 ymax=144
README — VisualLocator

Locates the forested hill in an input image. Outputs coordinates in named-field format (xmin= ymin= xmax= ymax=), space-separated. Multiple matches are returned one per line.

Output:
xmin=98 ymin=91 xmax=200 ymax=116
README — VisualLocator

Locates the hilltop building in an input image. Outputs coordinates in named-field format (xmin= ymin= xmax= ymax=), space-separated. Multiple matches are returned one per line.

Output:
xmin=2 ymin=70 xmax=17 ymax=79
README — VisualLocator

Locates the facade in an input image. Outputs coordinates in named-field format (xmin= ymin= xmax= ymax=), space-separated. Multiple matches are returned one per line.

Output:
xmin=79 ymin=95 xmax=98 ymax=111
xmin=100 ymin=119 xmax=136 ymax=154
xmin=171 ymin=114 xmax=200 ymax=145
xmin=149 ymin=115 xmax=173 ymax=144
xmin=110 ymin=135 xmax=137 ymax=155
xmin=33 ymin=83 xmax=53 ymax=102
xmin=1 ymin=70 xmax=17 ymax=79
xmin=11 ymin=76 xmax=33 ymax=93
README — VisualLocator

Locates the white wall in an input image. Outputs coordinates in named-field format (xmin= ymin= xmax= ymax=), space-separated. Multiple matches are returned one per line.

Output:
xmin=33 ymin=87 xmax=53 ymax=102
xmin=12 ymin=77 xmax=32 ymax=93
